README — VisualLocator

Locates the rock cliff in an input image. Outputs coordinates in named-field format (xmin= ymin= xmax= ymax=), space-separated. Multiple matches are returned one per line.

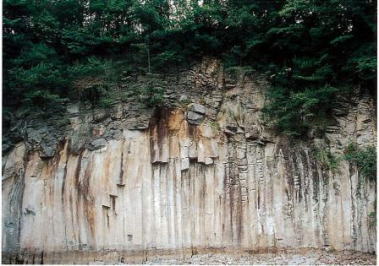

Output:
xmin=2 ymin=59 xmax=376 ymax=263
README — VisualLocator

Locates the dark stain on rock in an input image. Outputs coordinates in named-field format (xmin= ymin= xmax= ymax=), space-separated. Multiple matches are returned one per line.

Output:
xmin=74 ymin=152 xmax=84 ymax=188
xmin=292 ymin=152 xmax=302 ymax=202
xmin=309 ymin=147 xmax=320 ymax=203
xmin=3 ymin=150 xmax=27 ymax=254
xmin=284 ymin=187 xmax=290 ymax=201
xmin=72 ymin=151 xmax=96 ymax=237
xmin=61 ymin=153 xmax=69 ymax=203
xmin=103 ymin=206 xmax=110 ymax=228
xmin=277 ymin=140 xmax=295 ymax=197
xmin=149 ymin=108 xmax=171 ymax=162
xmin=257 ymin=188 xmax=261 ymax=209
xmin=300 ymin=149 xmax=309 ymax=208
xmin=82 ymin=162 xmax=96 ymax=236
xmin=187 ymin=124 xmax=199 ymax=141
xmin=119 ymin=144 xmax=125 ymax=185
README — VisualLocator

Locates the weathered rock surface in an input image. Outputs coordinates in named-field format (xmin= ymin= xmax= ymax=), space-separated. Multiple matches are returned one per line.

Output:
xmin=2 ymin=58 xmax=376 ymax=263
xmin=186 ymin=103 xmax=207 ymax=125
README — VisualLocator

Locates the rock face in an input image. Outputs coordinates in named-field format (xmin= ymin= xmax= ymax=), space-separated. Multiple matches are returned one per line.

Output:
xmin=2 ymin=59 xmax=376 ymax=263
xmin=186 ymin=103 xmax=207 ymax=125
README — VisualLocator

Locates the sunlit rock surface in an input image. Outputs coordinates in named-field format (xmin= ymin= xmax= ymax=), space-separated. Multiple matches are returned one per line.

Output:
xmin=2 ymin=59 xmax=376 ymax=263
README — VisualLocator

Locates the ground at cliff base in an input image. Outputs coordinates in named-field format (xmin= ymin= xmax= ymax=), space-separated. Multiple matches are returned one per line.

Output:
xmin=143 ymin=250 xmax=376 ymax=265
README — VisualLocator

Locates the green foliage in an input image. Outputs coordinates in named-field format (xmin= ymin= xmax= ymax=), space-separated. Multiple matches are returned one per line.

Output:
xmin=98 ymin=96 xmax=115 ymax=109
xmin=259 ymin=0 xmax=376 ymax=136
xmin=88 ymin=58 xmax=120 ymax=84
xmin=225 ymin=66 xmax=254 ymax=80
xmin=208 ymin=120 xmax=220 ymax=131
xmin=263 ymin=85 xmax=338 ymax=136
xmin=78 ymin=84 xmax=107 ymax=106
xmin=143 ymin=86 xmax=165 ymax=107
xmin=67 ymin=57 xmax=125 ymax=106
xmin=126 ymin=74 xmax=166 ymax=108
xmin=313 ymin=147 xmax=340 ymax=173
xmin=129 ymin=85 xmax=165 ymax=107
xmin=22 ymin=89 xmax=67 ymax=110
xmin=13 ymin=43 xmax=58 ymax=67
xmin=13 ymin=63 xmax=67 ymax=90
xmin=344 ymin=143 xmax=376 ymax=181
xmin=67 ymin=57 xmax=108 ymax=78
xmin=3 ymin=0 xmax=376 ymax=140
xmin=152 ymin=51 xmax=184 ymax=70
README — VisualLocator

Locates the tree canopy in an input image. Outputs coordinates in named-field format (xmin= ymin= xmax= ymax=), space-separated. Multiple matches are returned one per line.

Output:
xmin=3 ymin=0 xmax=376 ymax=136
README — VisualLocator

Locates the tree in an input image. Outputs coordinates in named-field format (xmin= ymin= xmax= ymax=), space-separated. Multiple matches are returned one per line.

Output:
xmin=3 ymin=0 xmax=376 ymax=138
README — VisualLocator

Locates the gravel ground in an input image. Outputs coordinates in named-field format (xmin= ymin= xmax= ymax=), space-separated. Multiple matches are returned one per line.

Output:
xmin=144 ymin=250 xmax=376 ymax=265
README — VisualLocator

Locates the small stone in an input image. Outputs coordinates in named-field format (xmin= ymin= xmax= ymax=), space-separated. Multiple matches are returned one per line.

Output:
xmin=126 ymin=116 xmax=151 ymax=130
xmin=109 ymin=121 xmax=122 ymax=130
xmin=190 ymin=103 xmax=206 ymax=114
xmin=69 ymin=125 xmax=90 ymax=154
xmin=111 ymin=104 xmax=123 ymax=120
xmin=187 ymin=111 xmax=204 ymax=125
xmin=92 ymin=125 xmax=106 ymax=137
xmin=67 ymin=104 xmax=79 ymax=115
xmin=245 ymin=126 xmax=260 ymax=140
xmin=89 ymin=138 xmax=107 ymax=150
xmin=224 ymin=128 xmax=235 ymax=136
xmin=93 ymin=110 xmax=109 ymax=122
xmin=105 ymin=129 xmax=123 ymax=140
xmin=129 ymin=122 xmax=149 ymax=130
xmin=204 ymin=157 xmax=213 ymax=165
xmin=181 ymin=158 xmax=190 ymax=171
xmin=225 ymin=84 xmax=235 ymax=89
xmin=179 ymin=95 xmax=189 ymax=102
xmin=39 ymin=142 xmax=57 ymax=159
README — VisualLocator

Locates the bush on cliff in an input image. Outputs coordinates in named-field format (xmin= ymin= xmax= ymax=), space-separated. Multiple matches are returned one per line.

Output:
xmin=3 ymin=0 xmax=376 ymax=137
xmin=344 ymin=144 xmax=376 ymax=181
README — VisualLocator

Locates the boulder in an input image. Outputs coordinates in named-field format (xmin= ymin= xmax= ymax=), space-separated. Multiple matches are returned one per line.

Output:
xmin=93 ymin=110 xmax=109 ymax=122
xmin=187 ymin=111 xmax=204 ymax=125
xmin=186 ymin=103 xmax=207 ymax=125
xmin=39 ymin=139 xmax=58 ymax=159
xmin=69 ymin=125 xmax=90 ymax=154
xmin=190 ymin=103 xmax=206 ymax=114
xmin=88 ymin=138 xmax=107 ymax=151
xmin=67 ymin=104 xmax=79 ymax=115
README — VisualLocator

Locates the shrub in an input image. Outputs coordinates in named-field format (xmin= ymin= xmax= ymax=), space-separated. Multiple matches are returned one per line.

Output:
xmin=344 ymin=143 xmax=376 ymax=181
xmin=139 ymin=86 xmax=165 ymax=107
xmin=78 ymin=84 xmax=108 ymax=107
xmin=23 ymin=89 xmax=67 ymax=111
xmin=313 ymin=147 xmax=340 ymax=173
xmin=263 ymin=85 xmax=338 ymax=137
